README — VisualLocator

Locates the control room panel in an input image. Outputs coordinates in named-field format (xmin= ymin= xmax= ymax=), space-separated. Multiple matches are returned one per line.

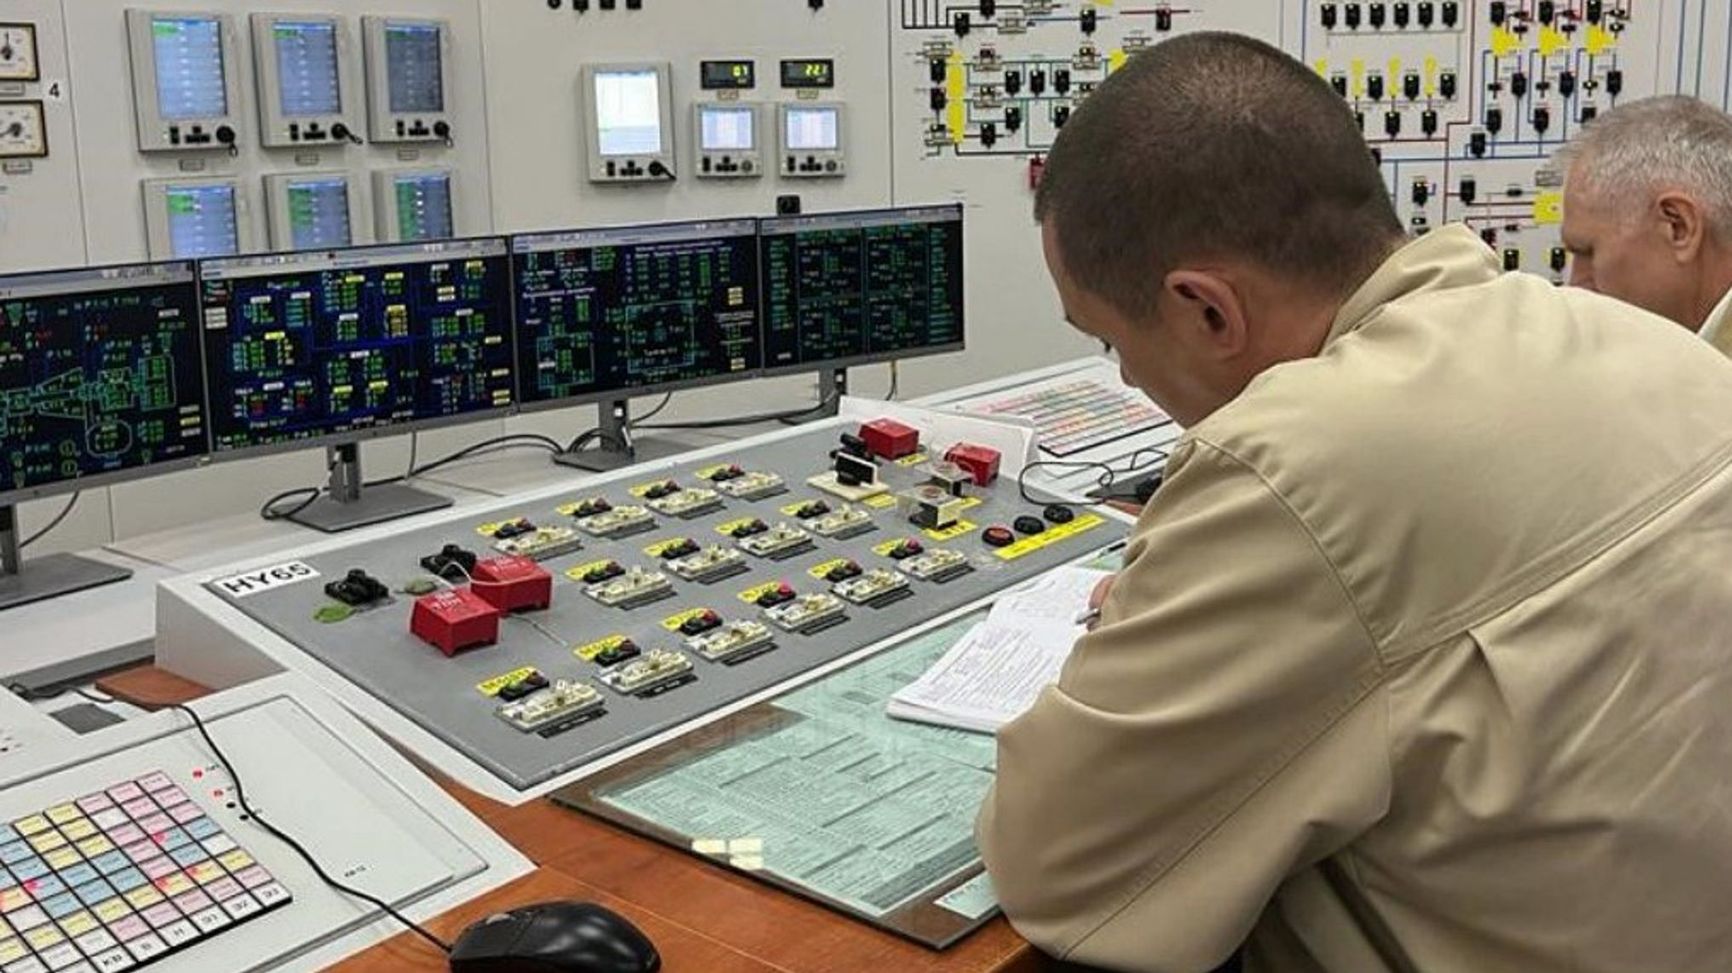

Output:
xmin=192 ymin=418 xmax=1125 ymax=794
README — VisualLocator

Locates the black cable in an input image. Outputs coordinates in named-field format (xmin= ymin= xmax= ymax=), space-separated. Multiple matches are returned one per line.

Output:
xmin=257 ymin=435 xmax=566 ymax=524
xmin=19 ymin=493 xmax=80 ymax=549
xmin=259 ymin=487 xmax=322 ymax=522
xmin=639 ymin=392 xmax=839 ymax=431
xmin=147 ymin=694 xmax=455 ymax=956
xmin=1016 ymin=447 xmax=1168 ymax=504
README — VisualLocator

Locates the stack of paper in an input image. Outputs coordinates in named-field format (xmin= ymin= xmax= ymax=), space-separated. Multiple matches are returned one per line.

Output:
xmin=887 ymin=567 xmax=1110 ymax=733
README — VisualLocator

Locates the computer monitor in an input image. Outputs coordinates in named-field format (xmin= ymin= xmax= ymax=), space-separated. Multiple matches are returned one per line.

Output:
xmin=511 ymin=218 xmax=762 ymax=469
xmin=373 ymin=168 xmax=456 ymax=243
xmin=198 ymin=238 xmax=515 ymax=531
xmin=142 ymin=177 xmax=255 ymax=260
xmin=0 ymin=261 xmax=208 ymax=609
xmin=264 ymin=171 xmax=365 ymax=251
xmin=758 ymin=204 xmax=965 ymax=375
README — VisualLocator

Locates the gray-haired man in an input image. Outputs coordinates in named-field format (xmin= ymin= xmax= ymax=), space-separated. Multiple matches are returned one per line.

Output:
xmin=1559 ymin=94 xmax=1732 ymax=357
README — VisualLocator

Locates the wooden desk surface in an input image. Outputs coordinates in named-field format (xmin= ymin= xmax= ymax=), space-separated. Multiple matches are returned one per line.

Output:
xmin=97 ymin=667 xmax=1043 ymax=973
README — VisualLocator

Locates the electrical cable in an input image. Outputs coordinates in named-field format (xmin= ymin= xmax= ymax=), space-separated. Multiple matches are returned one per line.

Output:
xmin=257 ymin=435 xmax=566 ymax=524
xmin=1015 ymin=447 xmax=1168 ymax=505
xmin=19 ymin=493 xmax=81 ymax=550
xmin=637 ymin=392 xmax=840 ymax=432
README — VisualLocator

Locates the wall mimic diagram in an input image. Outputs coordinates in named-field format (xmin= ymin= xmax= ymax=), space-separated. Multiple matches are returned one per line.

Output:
xmin=895 ymin=1 xmax=1694 ymax=281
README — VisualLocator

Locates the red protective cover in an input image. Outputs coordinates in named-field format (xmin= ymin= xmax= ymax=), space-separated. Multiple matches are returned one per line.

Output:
xmin=410 ymin=589 xmax=501 ymax=656
xmin=945 ymin=443 xmax=1002 ymax=486
xmin=861 ymin=418 xmax=921 ymax=460
xmin=470 ymin=556 xmax=554 ymax=613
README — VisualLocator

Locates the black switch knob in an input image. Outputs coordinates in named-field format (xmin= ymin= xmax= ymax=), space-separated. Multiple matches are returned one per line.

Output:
xmin=1384 ymin=110 xmax=1402 ymax=138
xmin=930 ymin=88 xmax=946 ymax=111
xmin=1510 ymin=72 xmax=1528 ymax=99
xmin=1005 ymin=106 xmax=1022 ymax=132
xmin=1470 ymin=131 xmax=1488 ymax=156
xmin=981 ymin=0 xmax=996 ymax=16
xmin=1485 ymin=106 xmax=1504 ymax=134
xmin=1404 ymin=73 xmax=1421 ymax=100
xmin=1421 ymin=108 xmax=1438 ymax=135
xmin=1559 ymin=71 xmax=1577 ymax=98
xmin=1532 ymin=105 xmax=1551 ymax=133
xmin=1412 ymin=180 xmax=1430 ymax=205
xmin=1054 ymin=69 xmax=1071 ymax=95
xmin=1538 ymin=0 xmax=1554 ymax=23
xmin=1394 ymin=2 xmax=1410 ymax=27
xmin=1503 ymin=249 xmax=1521 ymax=271
xmin=1369 ymin=3 xmax=1386 ymax=28
xmin=954 ymin=11 xmax=971 ymax=35
xmin=980 ymin=122 xmax=998 ymax=147
xmin=930 ymin=58 xmax=947 ymax=83
xmin=1607 ymin=70 xmax=1623 ymax=96
xmin=1345 ymin=3 xmax=1362 ymax=29
xmin=1333 ymin=75 xmax=1349 ymax=98
xmin=1080 ymin=7 xmax=1097 ymax=33
xmin=1441 ymin=1 xmax=1457 ymax=26
xmin=1367 ymin=73 xmax=1385 ymax=100
xmin=1004 ymin=69 xmax=1022 ymax=95
xmin=1321 ymin=3 xmax=1338 ymax=28
xmin=1418 ymin=1 xmax=1435 ymax=26
xmin=1490 ymin=1 xmax=1506 ymax=25
xmin=1440 ymin=71 xmax=1457 ymax=99
xmin=1551 ymin=247 xmax=1568 ymax=272
xmin=1030 ymin=69 xmax=1047 ymax=96
xmin=1459 ymin=177 xmax=1477 ymax=204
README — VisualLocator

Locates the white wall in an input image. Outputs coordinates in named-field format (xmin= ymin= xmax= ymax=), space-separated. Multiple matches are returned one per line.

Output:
xmin=8 ymin=0 xmax=1725 ymax=555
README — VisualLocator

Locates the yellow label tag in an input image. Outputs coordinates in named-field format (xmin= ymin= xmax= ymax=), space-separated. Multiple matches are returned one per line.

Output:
xmin=925 ymin=519 xmax=978 ymax=542
xmin=644 ymin=537 xmax=694 ymax=557
xmin=1538 ymin=25 xmax=1567 ymax=57
xmin=780 ymin=499 xmax=824 ymax=516
xmin=716 ymin=517 xmax=760 ymax=536
xmin=864 ymin=493 xmax=899 ymax=510
xmin=957 ymin=496 xmax=983 ymax=512
xmin=661 ymin=607 xmax=713 ymax=631
xmin=896 ymin=452 xmax=930 ymax=468
xmin=476 ymin=520 xmax=523 ymax=538
xmin=873 ymin=538 xmax=913 ymax=557
xmin=556 ymin=499 xmax=595 ymax=517
xmin=695 ymin=464 xmax=732 ymax=480
xmin=574 ymin=635 xmax=629 ymax=661
xmin=947 ymin=50 xmax=965 ymax=144
xmin=1107 ymin=48 xmax=1127 ymax=74
xmin=1586 ymin=23 xmax=1614 ymax=55
xmin=809 ymin=559 xmax=853 ymax=580
xmin=1314 ymin=58 xmax=1328 ymax=78
xmin=738 ymin=581 xmax=786 ymax=604
xmin=629 ymin=479 xmax=675 ymax=498
xmin=993 ymin=513 xmax=1106 ymax=561
xmin=477 ymin=666 xmax=540 ymax=698
xmin=1386 ymin=58 xmax=1401 ymax=87
xmin=1350 ymin=58 xmax=1365 ymax=98
xmin=1533 ymin=191 xmax=1564 ymax=225
xmin=1491 ymin=26 xmax=1521 ymax=57
xmin=1424 ymin=56 xmax=1439 ymax=97
xmin=566 ymin=560 xmax=618 ymax=583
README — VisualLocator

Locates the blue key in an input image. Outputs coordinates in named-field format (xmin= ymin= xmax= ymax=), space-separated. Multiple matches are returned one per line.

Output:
xmin=168 ymin=845 xmax=207 ymax=869
xmin=90 ymin=851 xmax=129 ymax=876
xmin=0 ymin=841 xmax=29 ymax=865
xmin=182 ymin=818 xmax=220 ymax=841
xmin=107 ymin=867 xmax=145 ymax=893
xmin=56 ymin=864 xmax=97 ymax=889
xmin=10 ymin=857 xmax=47 ymax=881
xmin=156 ymin=828 xmax=189 ymax=852
xmin=27 ymin=874 xmax=65 ymax=899
xmin=72 ymin=879 xmax=114 ymax=906
xmin=41 ymin=892 xmax=80 ymax=919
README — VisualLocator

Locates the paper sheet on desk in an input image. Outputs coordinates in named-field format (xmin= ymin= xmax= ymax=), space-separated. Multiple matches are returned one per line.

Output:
xmin=888 ymin=566 xmax=1110 ymax=733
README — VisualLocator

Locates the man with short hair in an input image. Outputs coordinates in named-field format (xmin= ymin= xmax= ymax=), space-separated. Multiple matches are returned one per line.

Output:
xmin=1558 ymin=94 xmax=1732 ymax=357
xmin=977 ymin=32 xmax=1732 ymax=973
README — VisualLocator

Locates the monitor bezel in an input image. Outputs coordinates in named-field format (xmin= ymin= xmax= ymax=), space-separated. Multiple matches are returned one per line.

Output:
xmin=0 ymin=259 xmax=213 ymax=508
xmin=756 ymin=203 xmax=967 ymax=379
xmin=509 ymin=217 xmax=768 ymax=414
xmin=194 ymin=236 xmax=519 ymax=465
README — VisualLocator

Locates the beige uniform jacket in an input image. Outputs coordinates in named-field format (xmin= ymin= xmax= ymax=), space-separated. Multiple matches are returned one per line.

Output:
xmin=978 ymin=225 xmax=1732 ymax=973
xmin=1699 ymin=284 xmax=1732 ymax=359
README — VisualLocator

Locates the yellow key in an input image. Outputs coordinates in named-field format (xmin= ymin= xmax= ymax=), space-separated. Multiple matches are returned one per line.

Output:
xmin=92 ymin=899 xmax=131 ymax=923
xmin=26 ymin=831 xmax=66 ymax=854
xmin=0 ymin=888 xmax=29 ymax=911
xmin=59 ymin=819 xmax=96 ymax=842
xmin=156 ymin=874 xmax=193 ymax=897
xmin=44 ymin=805 xmax=81 ymax=826
xmin=0 ymin=938 xmax=26 ymax=963
xmin=124 ymin=886 xmax=164 ymax=909
xmin=57 ymin=911 xmax=97 ymax=938
xmin=24 ymin=924 xmax=63 ymax=950
xmin=43 ymin=847 xmax=80 ymax=871
xmin=11 ymin=816 xmax=48 ymax=837
xmin=217 ymin=850 xmax=255 ymax=872
xmin=75 ymin=836 xmax=114 ymax=858
xmin=187 ymin=862 xmax=223 ymax=885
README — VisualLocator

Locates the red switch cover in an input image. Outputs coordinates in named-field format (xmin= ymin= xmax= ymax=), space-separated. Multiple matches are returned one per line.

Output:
xmin=861 ymin=418 xmax=921 ymax=460
xmin=411 ymin=589 xmax=500 ymax=656
xmin=945 ymin=443 xmax=1002 ymax=486
xmin=471 ymin=556 xmax=554 ymax=613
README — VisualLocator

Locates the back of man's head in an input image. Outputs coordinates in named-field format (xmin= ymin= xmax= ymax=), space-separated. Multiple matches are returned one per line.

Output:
xmin=1034 ymin=32 xmax=1403 ymax=319
xmin=1558 ymin=95 xmax=1732 ymax=234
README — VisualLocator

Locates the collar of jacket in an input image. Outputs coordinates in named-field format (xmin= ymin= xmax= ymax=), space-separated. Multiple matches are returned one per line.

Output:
xmin=1322 ymin=224 xmax=1502 ymax=349
xmin=1699 ymin=282 xmax=1732 ymax=358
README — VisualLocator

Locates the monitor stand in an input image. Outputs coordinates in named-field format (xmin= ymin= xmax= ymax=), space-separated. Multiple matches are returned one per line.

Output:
xmin=0 ymin=505 xmax=132 ymax=613
xmin=815 ymin=368 xmax=847 ymax=419
xmin=288 ymin=443 xmax=453 ymax=534
xmin=553 ymin=399 xmax=685 ymax=473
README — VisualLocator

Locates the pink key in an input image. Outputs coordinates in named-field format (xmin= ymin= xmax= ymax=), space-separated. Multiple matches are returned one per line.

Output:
xmin=171 ymin=890 xmax=213 ymax=915
xmin=204 ymin=878 xmax=241 ymax=901
xmin=168 ymin=804 xmax=202 ymax=825
xmin=136 ymin=774 xmax=173 ymax=794
xmin=120 ymin=799 xmax=156 ymax=820
xmin=141 ymin=902 xmax=180 ymax=928
xmin=108 ymin=825 xmax=144 ymax=847
xmin=106 ymin=784 xmax=144 ymax=803
xmin=122 ymin=841 xmax=157 ymax=863
xmin=135 ymin=815 xmax=171 ymax=836
xmin=138 ymin=858 xmax=175 ymax=881
xmin=233 ymin=866 xmax=272 ymax=890
xmin=76 ymin=794 xmax=115 ymax=814
xmin=154 ymin=788 xmax=190 ymax=809
xmin=109 ymin=915 xmax=148 ymax=941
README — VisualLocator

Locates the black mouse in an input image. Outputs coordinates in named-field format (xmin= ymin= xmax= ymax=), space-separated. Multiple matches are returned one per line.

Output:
xmin=449 ymin=901 xmax=661 ymax=973
xmin=1134 ymin=474 xmax=1164 ymax=504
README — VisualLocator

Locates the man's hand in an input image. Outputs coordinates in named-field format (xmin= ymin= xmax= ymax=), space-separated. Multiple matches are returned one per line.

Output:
xmin=1086 ymin=574 xmax=1117 ymax=631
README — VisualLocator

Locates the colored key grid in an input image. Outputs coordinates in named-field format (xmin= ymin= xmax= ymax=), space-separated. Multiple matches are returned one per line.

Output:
xmin=0 ymin=771 xmax=290 ymax=973
xmin=981 ymin=378 xmax=1173 ymax=458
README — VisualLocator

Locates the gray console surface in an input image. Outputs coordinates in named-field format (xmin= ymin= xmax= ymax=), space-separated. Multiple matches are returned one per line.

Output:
xmin=203 ymin=422 xmax=1125 ymax=793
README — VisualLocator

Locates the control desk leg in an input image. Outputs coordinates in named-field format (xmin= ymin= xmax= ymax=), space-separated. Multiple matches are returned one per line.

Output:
xmin=0 ymin=503 xmax=133 ymax=613
xmin=287 ymin=444 xmax=453 ymax=534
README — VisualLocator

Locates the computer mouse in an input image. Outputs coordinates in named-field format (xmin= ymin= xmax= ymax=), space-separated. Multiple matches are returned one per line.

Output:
xmin=449 ymin=900 xmax=661 ymax=973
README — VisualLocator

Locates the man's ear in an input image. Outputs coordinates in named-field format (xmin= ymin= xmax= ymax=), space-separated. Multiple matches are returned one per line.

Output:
xmin=1164 ymin=270 xmax=1251 ymax=357
xmin=1656 ymin=191 xmax=1709 ymax=262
